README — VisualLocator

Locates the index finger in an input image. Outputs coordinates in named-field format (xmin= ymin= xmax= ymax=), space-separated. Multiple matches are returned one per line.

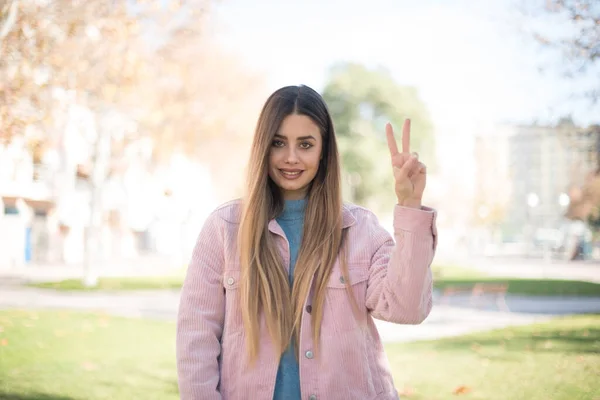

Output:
xmin=385 ymin=122 xmax=399 ymax=156
xmin=402 ymin=119 xmax=411 ymax=154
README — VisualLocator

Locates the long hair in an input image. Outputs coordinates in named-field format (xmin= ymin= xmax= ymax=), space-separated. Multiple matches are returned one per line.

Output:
xmin=238 ymin=85 xmax=352 ymax=362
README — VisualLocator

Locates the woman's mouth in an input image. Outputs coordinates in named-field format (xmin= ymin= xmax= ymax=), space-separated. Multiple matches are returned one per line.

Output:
xmin=280 ymin=169 xmax=303 ymax=180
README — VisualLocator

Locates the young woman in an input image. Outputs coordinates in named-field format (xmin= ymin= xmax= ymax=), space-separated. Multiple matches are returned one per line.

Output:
xmin=176 ymin=85 xmax=437 ymax=400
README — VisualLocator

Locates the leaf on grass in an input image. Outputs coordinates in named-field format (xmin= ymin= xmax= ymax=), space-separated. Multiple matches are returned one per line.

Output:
xmin=453 ymin=385 xmax=472 ymax=395
xmin=543 ymin=340 xmax=553 ymax=349
xmin=397 ymin=386 xmax=414 ymax=397
xmin=1 ymin=338 xmax=8 ymax=346
xmin=81 ymin=361 xmax=97 ymax=371
xmin=470 ymin=343 xmax=481 ymax=353
xmin=582 ymin=330 xmax=589 ymax=337
xmin=0 ymin=319 xmax=14 ymax=327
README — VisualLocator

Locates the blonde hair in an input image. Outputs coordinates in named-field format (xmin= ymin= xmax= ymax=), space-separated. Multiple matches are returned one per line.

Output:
xmin=238 ymin=85 xmax=356 ymax=363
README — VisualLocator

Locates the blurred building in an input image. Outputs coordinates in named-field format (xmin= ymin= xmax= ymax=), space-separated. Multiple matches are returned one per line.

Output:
xmin=472 ymin=121 xmax=596 ymax=256
xmin=506 ymin=122 xmax=596 ymax=235
xmin=1 ymin=95 xmax=217 ymax=269
xmin=0 ymin=135 xmax=59 ymax=267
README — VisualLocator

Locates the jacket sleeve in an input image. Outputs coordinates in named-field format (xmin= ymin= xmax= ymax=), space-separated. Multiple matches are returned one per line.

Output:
xmin=365 ymin=204 xmax=437 ymax=324
xmin=176 ymin=212 xmax=225 ymax=399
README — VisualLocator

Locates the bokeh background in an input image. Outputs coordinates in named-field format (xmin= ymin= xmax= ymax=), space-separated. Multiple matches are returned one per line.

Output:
xmin=1 ymin=1 xmax=599 ymax=399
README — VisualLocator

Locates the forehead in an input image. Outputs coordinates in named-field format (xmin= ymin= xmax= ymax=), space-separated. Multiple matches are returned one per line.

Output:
xmin=278 ymin=114 xmax=321 ymax=139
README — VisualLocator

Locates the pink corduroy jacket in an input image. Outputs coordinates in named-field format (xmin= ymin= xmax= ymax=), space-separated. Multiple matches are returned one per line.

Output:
xmin=176 ymin=200 xmax=438 ymax=400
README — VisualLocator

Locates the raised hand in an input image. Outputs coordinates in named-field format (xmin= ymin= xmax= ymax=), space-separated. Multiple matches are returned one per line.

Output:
xmin=385 ymin=119 xmax=426 ymax=208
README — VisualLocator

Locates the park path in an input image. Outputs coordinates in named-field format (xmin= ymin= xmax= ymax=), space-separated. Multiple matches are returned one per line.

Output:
xmin=2 ymin=284 xmax=598 ymax=343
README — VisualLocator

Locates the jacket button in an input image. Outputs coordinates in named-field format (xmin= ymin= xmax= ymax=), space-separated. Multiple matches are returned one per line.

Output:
xmin=305 ymin=305 xmax=312 ymax=313
xmin=309 ymin=396 xmax=317 ymax=400
xmin=339 ymin=276 xmax=345 ymax=284
xmin=227 ymin=277 xmax=235 ymax=286
xmin=305 ymin=350 xmax=314 ymax=359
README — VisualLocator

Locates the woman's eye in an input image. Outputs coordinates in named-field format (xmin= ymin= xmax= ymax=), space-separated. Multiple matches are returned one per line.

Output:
xmin=300 ymin=142 xmax=312 ymax=149
xmin=272 ymin=140 xmax=285 ymax=148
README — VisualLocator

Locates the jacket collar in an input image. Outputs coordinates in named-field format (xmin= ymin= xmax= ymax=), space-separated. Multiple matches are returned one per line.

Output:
xmin=268 ymin=204 xmax=356 ymax=234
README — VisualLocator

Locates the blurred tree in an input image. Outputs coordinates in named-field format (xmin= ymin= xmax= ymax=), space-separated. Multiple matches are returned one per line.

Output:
xmin=520 ymin=1 xmax=600 ymax=230
xmin=565 ymin=124 xmax=600 ymax=228
xmin=0 ymin=0 xmax=262 ymax=192
xmin=0 ymin=0 xmax=263 ymax=284
xmin=524 ymin=1 xmax=599 ymax=165
xmin=524 ymin=0 xmax=600 ymax=102
xmin=1 ymin=1 xmax=133 ymax=144
xmin=0 ymin=0 xmax=258 ymax=153
xmin=322 ymin=62 xmax=434 ymax=214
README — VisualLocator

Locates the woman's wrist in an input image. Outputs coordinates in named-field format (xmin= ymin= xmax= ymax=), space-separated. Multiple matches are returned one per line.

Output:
xmin=396 ymin=198 xmax=422 ymax=209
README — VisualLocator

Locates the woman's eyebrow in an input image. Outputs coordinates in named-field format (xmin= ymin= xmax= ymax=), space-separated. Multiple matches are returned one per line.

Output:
xmin=274 ymin=134 xmax=316 ymax=141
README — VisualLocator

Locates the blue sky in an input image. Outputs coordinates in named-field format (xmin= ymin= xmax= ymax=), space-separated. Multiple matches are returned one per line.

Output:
xmin=212 ymin=0 xmax=598 ymax=128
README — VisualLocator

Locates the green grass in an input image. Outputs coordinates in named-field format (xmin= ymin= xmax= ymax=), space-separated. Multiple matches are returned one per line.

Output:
xmin=0 ymin=310 xmax=598 ymax=400
xmin=0 ymin=310 xmax=177 ymax=400
xmin=434 ymin=277 xmax=600 ymax=297
xmin=387 ymin=314 xmax=600 ymax=400
xmin=29 ymin=276 xmax=184 ymax=291
xmin=26 ymin=264 xmax=481 ymax=292
xmin=28 ymin=264 xmax=600 ymax=298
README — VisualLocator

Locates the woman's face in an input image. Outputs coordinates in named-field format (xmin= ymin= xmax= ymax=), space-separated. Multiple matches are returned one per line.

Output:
xmin=268 ymin=114 xmax=323 ymax=200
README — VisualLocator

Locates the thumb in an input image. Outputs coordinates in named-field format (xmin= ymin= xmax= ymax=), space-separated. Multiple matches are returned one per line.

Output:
xmin=393 ymin=165 xmax=406 ymax=181
xmin=396 ymin=155 xmax=417 ymax=178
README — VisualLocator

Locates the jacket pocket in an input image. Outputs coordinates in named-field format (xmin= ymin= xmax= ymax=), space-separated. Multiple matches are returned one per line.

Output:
xmin=325 ymin=265 xmax=369 ymax=288
xmin=323 ymin=264 xmax=369 ymax=334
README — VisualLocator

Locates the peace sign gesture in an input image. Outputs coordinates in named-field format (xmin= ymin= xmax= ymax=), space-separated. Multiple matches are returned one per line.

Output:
xmin=385 ymin=119 xmax=427 ymax=208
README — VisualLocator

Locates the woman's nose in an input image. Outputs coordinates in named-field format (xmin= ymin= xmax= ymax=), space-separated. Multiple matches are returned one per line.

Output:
xmin=285 ymin=148 xmax=299 ymax=164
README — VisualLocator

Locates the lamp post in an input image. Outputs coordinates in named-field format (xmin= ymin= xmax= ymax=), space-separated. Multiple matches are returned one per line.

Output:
xmin=558 ymin=192 xmax=570 ymax=261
